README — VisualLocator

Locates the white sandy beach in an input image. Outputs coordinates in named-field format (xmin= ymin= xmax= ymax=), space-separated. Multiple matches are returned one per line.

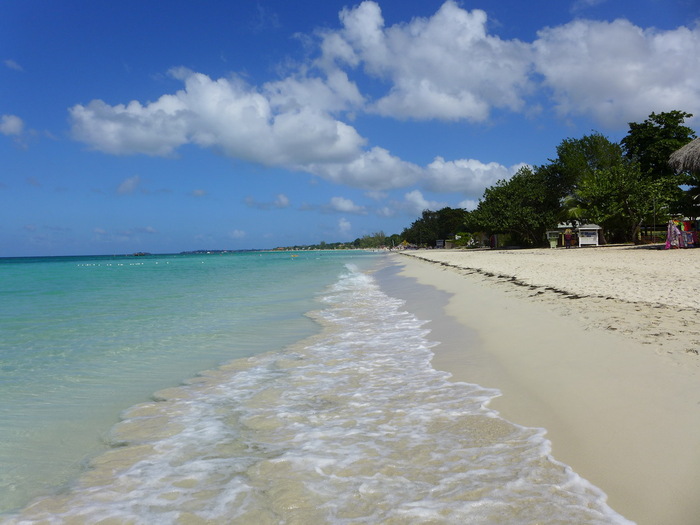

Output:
xmin=395 ymin=246 xmax=700 ymax=525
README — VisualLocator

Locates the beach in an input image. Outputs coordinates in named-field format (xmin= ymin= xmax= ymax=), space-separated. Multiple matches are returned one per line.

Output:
xmin=395 ymin=246 xmax=700 ymax=525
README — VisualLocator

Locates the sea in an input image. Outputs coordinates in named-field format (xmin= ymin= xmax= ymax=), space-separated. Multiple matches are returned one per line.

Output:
xmin=0 ymin=251 xmax=632 ymax=524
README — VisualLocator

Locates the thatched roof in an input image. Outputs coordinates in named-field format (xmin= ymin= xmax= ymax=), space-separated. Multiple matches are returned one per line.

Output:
xmin=669 ymin=138 xmax=700 ymax=173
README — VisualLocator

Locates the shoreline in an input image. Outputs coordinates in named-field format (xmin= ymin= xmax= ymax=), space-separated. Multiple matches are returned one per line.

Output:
xmin=390 ymin=247 xmax=700 ymax=525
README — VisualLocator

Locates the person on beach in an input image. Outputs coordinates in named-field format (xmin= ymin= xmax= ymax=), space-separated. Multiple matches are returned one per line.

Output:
xmin=665 ymin=220 xmax=682 ymax=249
xmin=564 ymin=229 xmax=573 ymax=248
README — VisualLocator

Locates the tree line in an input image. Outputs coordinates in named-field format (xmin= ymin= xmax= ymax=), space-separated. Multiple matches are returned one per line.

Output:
xmin=398 ymin=110 xmax=697 ymax=248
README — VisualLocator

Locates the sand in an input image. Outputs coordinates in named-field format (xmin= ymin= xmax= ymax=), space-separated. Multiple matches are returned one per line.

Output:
xmin=392 ymin=246 xmax=700 ymax=525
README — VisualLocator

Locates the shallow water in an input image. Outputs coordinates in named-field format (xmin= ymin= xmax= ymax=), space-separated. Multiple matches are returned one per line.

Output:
xmin=0 ymin=251 xmax=373 ymax=514
xmin=2 ymin=254 xmax=631 ymax=523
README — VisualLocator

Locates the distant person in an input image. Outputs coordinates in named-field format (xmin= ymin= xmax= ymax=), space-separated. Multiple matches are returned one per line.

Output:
xmin=564 ymin=229 xmax=573 ymax=249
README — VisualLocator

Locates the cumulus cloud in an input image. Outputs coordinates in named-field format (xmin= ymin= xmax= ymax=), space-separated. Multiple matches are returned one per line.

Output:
xmin=403 ymin=190 xmax=448 ymax=215
xmin=265 ymin=69 xmax=364 ymax=115
xmin=307 ymin=147 xmax=422 ymax=190
xmin=117 ymin=175 xmax=141 ymax=195
xmin=322 ymin=1 xmax=532 ymax=121
xmin=70 ymin=68 xmax=366 ymax=165
xmin=328 ymin=196 xmax=366 ymax=214
xmin=1 ymin=114 xmax=24 ymax=136
xmin=458 ymin=198 xmax=479 ymax=211
xmin=533 ymin=19 xmax=700 ymax=126
xmin=318 ymin=1 xmax=700 ymax=127
xmin=425 ymin=157 xmax=522 ymax=196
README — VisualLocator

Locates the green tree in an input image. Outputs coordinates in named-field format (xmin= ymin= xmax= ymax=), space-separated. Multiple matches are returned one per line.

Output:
xmin=470 ymin=166 xmax=559 ymax=246
xmin=401 ymin=207 xmax=468 ymax=247
xmin=552 ymin=133 xmax=626 ymax=229
xmin=621 ymin=110 xmax=695 ymax=181
xmin=622 ymin=111 xmax=696 ymax=215
xmin=573 ymin=162 xmax=668 ymax=242
xmin=549 ymin=132 xmax=626 ymax=198
xmin=352 ymin=231 xmax=389 ymax=249
xmin=387 ymin=233 xmax=403 ymax=248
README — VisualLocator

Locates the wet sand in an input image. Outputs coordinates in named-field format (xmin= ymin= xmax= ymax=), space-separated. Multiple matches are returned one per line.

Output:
xmin=394 ymin=246 xmax=700 ymax=525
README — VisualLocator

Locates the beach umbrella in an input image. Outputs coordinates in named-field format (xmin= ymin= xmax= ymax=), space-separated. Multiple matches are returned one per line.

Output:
xmin=669 ymin=137 xmax=700 ymax=173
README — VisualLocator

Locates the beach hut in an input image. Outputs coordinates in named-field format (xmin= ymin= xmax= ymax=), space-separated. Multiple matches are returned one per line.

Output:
xmin=669 ymin=138 xmax=700 ymax=173
xmin=577 ymin=224 xmax=602 ymax=246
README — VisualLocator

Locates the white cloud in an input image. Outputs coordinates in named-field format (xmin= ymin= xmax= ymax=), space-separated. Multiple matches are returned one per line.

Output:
xmin=403 ymin=190 xmax=447 ymax=215
xmin=117 ymin=175 xmax=141 ymax=195
xmin=191 ymin=189 xmax=207 ymax=197
xmin=458 ymin=198 xmax=479 ymax=211
xmin=1 ymin=114 xmax=24 ymax=136
xmin=324 ymin=1 xmax=532 ymax=121
xmin=70 ymin=68 xmax=366 ymax=165
xmin=320 ymin=2 xmax=700 ymax=128
xmin=338 ymin=217 xmax=352 ymax=235
xmin=533 ymin=19 xmax=700 ymax=127
xmin=265 ymin=69 xmax=364 ymax=115
xmin=328 ymin=196 xmax=366 ymax=214
xmin=229 ymin=229 xmax=246 ymax=239
xmin=307 ymin=147 xmax=422 ymax=190
xmin=425 ymin=157 xmax=522 ymax=196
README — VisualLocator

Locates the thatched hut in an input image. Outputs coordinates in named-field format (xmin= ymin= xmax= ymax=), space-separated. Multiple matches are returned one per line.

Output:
xmin=669 ymin=137 xmax=700 ymax=173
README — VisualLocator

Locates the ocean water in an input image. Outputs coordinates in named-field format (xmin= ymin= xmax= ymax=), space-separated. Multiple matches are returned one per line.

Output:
xmin=0 ymin=251 xmax=631 ymax=524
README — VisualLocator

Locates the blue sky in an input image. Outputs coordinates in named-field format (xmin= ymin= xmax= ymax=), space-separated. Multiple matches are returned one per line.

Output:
xmin=2 ymin=0 xmax=699 ymax=256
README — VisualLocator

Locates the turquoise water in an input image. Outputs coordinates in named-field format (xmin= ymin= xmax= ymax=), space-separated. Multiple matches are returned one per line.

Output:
xmin=0 ymin=251 xmax=631 ymax=523
xmin=0 ymin=251 xmax=377 ymax=513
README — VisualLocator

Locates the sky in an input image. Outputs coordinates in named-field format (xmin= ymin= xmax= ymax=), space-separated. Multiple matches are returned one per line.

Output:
xmin=2 ymin=0 xmax=699 ymax=256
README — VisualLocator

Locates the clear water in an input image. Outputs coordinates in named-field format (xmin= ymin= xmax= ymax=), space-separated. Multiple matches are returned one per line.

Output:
xmin=0 ymin=252 xmax=631 ymax=523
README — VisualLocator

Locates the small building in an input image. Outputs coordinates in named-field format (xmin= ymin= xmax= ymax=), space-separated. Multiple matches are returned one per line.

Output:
xmin=550 ymin=224 xmax=602 ymax=247
xmin=577 ymin=224 xmax=602 ymax=246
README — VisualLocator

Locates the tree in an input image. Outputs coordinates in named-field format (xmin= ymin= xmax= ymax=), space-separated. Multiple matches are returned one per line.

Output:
xmin=621 ymin=111 xmax=696 ymax=217
xmin=352 ymin=232 xmax=389 ymax=249
xmin=621 ymin=111 xmax=695 ymax=180
xmin=549 ymin=133 xmax=626 ymax=196
xmin=387 ymin=233 xmax=403 ymax=248
xmin=470 ymin=166 xmax=559 ymax=246
xmin=401 ymin=207 xmax=469 ymax=247
xmin=552 ymin=133 xmax=626 ymax=229
xmin=573 ymin=162 xmax=668 ymax=242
